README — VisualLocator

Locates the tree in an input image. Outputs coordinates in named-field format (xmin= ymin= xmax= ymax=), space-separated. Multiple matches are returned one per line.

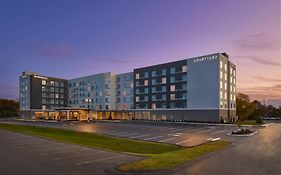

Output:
xmin=0 ymin=99 xmax=19 ymax=118
xmin=236 ymin=93 xmax=255 ymax=121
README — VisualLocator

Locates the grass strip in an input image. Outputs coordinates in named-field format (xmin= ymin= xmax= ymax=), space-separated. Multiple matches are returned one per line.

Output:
xmin=0 ymin=123 xmax=180 ymax=154
xmin=118 ymin=140 xmax=230 ymax=171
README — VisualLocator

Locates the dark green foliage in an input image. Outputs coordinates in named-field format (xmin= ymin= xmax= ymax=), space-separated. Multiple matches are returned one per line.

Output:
xmin=0 ymin=99 xmax=19 ymax=118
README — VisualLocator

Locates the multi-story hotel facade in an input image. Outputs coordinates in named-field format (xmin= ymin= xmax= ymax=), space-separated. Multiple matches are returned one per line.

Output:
xmin=19 ymin=52 xmax=236 ymax=122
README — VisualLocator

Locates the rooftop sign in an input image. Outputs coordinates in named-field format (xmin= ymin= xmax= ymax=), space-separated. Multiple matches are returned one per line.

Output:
xmin=193 ymin=55 xmax=218 ymax=63
xmin=34 ymin=75 xmax=48 ymax=80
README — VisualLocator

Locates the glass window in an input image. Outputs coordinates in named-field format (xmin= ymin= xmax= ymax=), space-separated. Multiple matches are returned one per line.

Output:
xmin=225 ymin=82 xmax=227 ymax=90
xmin=225 ymin=63 xmax=227 ymax=70
xmin=162 ymin=69 xmax=166 ymax=75
xmin=152 ymin=79 xmax=156 ymax=85
xmin=182 ymin=65 xmax=187 ymax=72
xmin=182 ymin=75 xmax=187 ymax=81
xmin=152 ymin=87 xmax=156 ymax=93
xmin=42 ymin=86 xmax=46 ymax=91
xmin=136 ymin=81 xmax=139 ymax=86
xmin=170 ymin=76 xmax=176 ymax=83
xmin=170 ymin=94 xmax=176 ymax=100
xmin=170 ymin=102 xmax=175 ymax=108
xmin=135 ymin=88 xmax=140 ymax=94
xmin=162 ymin=77 xmax=166 ymax=84
xmin=152 ymin=71 xmax=157 ymax=77
xmin=144 ymin=87 xmax=149 ymax=93
xmin=42 ymin=99 xmax=46 ymax=104
xmin=220 ymin=71 xmax=223 ymax=79
xmin=162 ymin=86 xmax=167 ymax=92
xmin=55 ymin=94 xmax=59 ymax=98
xmin=170 ymin=85 xmax=175 ymax=92
xmin=162 ymin=94 xmax=166 ymax=100
xmin=144 ymin=72 xmax=148 ymax=78
xmin=220 ymin=60 xmax=223 ymax=69
xmin=55 ymin=82 xmax=59 ymax=86
xmin=42 ymin=80 xmax=46 ymax=85
xmin=144 ymin=96 xmax=148 ymax=101
xmin=50 ymin=81 xmax=54 ymax=85
xmin=136 ymin=73 xmax=140 ymax=79
xmin=152 ymin=95 xmax=156 ymax=101
xmin=144 ymin=80 xmax=148 ymax=86
xmin=60 ymin=88 xmax=64 ymax=93
xmin=170 ymin=67 xmax=176 ymax=74
xmin=135 ymin=96 xmax=140 ymax=102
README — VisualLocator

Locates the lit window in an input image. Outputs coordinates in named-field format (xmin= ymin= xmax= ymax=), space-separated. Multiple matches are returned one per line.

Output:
xmin=162 ymin=77 xmax=166 ymax=84
xmin=135 ymin=96 xmax=139 ymax=102
xmin=225 ymin=83 xmax=227 ymax=90
xmin=225 ymin=92 xmax=227 ymax=99
xmin=152 ymin=103 xmax=156 ymax=109
xmin=225 ymin=63 xmax=227 ymax=70
xmin=55 ymin=94 xmax=59 ymax=98
xmin=220 ymin=71 xmax=223 ymax=79
xmin=225 ymin=73 xmax=227 ymax=80
xmin=144 ymin=80 xmax=148 ymax=86
xmin=170 ymin=85 xmax=175 ymax=92
xmin=220 ymin=81 xmax=223 ymax=89
xmin=220 ymin=91 xmax=223 ymax=99
xmin=182 ymin=65 xmax=187 ymax=72
xmin=170 ymin=94 xmax=176 ymax=100
xmin=135 ymin=73 xmax=140 ymax=79
xmin=220 ymin=60 xmax=223 ymax=69
xmin=42 ymin=80 xmax=46 ymax=85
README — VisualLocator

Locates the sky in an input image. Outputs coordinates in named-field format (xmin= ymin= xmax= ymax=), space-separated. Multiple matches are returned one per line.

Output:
xmin=0 ymin=0 xmax=280 ymax=106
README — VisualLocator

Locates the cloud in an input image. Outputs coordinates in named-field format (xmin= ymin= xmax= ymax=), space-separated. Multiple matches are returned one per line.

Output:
xmin=254 ymin=76 xmax=281 ymax=82
xmin=229 ymin=33 xmax=277 ymax=50
xmin=35 ymin=42 xmax=74 ymax=58
xmin=238 ymin=84 xmax=281 ymax=100
xmin=233 ymin=55 xmax=281 ymax=67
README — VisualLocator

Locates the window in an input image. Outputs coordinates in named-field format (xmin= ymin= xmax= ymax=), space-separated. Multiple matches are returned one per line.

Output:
xmin=220 ymin=81 xmax=223 ymax=89
xmin=42 ymin=93 xmax=46 ymax=98
xmin=152 ymin=79 xmax=156 ymax=85
xmin=144 ymin=96 xmax=148 ymax=101
xmin=170 ymin=85 xmax=175 ymax=92
xmin=220 ymin=60 xmax=223 ymax=69
xmin=220 ymin=71 xmax=223 ymax=79
xmin=170 ymin=94 xmax=176 ymax=100
xmin=225 ymin=73 xmax=227 ymax=80
xmin=135 ymin=88 xmax=140 ymax=94
xmin=42 ymin=86 xmax=46 ymax=91
xmin=152 ymin=71 xmax=157 ymax=77
xmin=220 ymin=91 xmax=223 ymax=99
xmin=225 ymin=63 xmax=227 ymax=70
xmin=42 ymin=99 xmax=46 ymax=104
xmin=230 ymin=77 xmax=232 ymax=83
xmin=50 ymin=99 xmax=54 ymax=104
xmin=144 ymin=87 xmax=149 ymax=93
xmin=144 ymin=80 xmax=148 ymax=86
xmin=230 ymin=68 xmax=233 ymax=75
xmin=135 ymin=96 xmax=140 ymax=102
xmin=144 ymin=72 xmax=148 ymax=78
xmin=162 ymin=77 xmax=166 ymax=84
xmin=55 ymin=82 xmax=59 ymax=86
xmin=60 ymin=88 xmax=64 ymax=93
xmin=170 ymin=102 xmax=175 ymax=108
xmin=42 ymin=80 xmax=46 ymax=85
xmin=225 ymin=82 xmax=227 ymax=90
xmin=152 ymin=103 xmax=156 ymax=109
xmin=152 ymin=95 xmax=156 ymax=101
xmin=182 ymin=75 xmax=187 ymax=81
xmin=162 ymin=86 xmax=167 ymax=92
xmin=182 ymin=93 xmax=187 ymax=99
xmin=136 ymin=73 xmax=140 ymax=79
xmin=152 ymin=87 xmax=156 ymax=93
xmin=123 ymin=97 xmax=126 ymax=103
xmin=55 ymin=94 xmax=59 ymax=98
xmin=170 ymin=67 xmax=176 ymax=74
xmin=136 ymin=81 xmax=140 ymax=86
xmin=170 ymin=76 xmax=176 ymax=83
xmin=42 ymin=105 xmax=46 ymax=110
xmin=162 ymin=69 xmax=166 ymax=75
xmin=60 ymin=100 xmax=64 ymax=105
xmin=60 ymin=94 xmax=64 ymax=98
xmin=225 ymin=92 xmax=227 ymax=99
xmin=182 ymin=65 xmax=187 ymax=72
xmin=162 ymin=94 xmax=166 ymax=100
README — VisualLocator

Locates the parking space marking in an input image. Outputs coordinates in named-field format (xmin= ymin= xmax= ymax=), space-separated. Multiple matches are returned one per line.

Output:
xmin=107 ymin=131 xmax=128 ymax=135
xmin=212 ymin=138 xmax=221 ymax=141
xmin=158 ymin=137 xmax=177 ymax=143
xmin=194 ymin=129 xmax=213 ymax=134
xmin=74 ymin=154 xmax=125 ymax=166
xmin=130 ymin=134 xmax=150 ymax=139
xmin=116 ymin=133 xmax=139 ymax=137
xmin=54 ymin=157 xmax=63 ymax=160
xmin=210 ymin=129 xmax=227 ymax=135
xmin=144 ymin=135 xmax=163 ymax=141
xmin=176 ymin=139 xmax=191 ymax=145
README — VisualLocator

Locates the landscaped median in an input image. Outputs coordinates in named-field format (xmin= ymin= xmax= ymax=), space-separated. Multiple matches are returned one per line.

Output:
xmin=0 ymin=123 xmax=230 ymax=171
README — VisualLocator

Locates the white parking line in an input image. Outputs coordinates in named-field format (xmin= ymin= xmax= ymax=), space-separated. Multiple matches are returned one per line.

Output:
xmin=54 ymin=157 xmax=63 ymax=160
xmin=210 ymin=129 xmax=227 ymax=135
xmin=176 ymin=139 xmax=191 ymax=145
xmin=159 ymin=127 xmax=177 ymax=131
xmin=117 ymin=133 xmax=139 ymax=137
xmin=158 ymin=137 xmax=177 ymax=143
xmin=212 ymin=138 xmax=221 ymax=141
xmin=74 ymin=154 xmax=125 ymax=166
xmin=195 ymin=129 xmax=213 ymax=134
xmin=144 ymin=135 xmax=163 ymax=141
xmin=130 ymin=134 xmax=150 ymax=139
xmin=107 ymin=131 xmax=128 ymax=135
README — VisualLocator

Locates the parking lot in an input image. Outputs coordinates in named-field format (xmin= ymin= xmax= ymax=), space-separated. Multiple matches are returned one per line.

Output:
xmin=1 ymin=120 xmax=257 ymax=147
xmin=0 ymin=129 xmax=143 ymax=175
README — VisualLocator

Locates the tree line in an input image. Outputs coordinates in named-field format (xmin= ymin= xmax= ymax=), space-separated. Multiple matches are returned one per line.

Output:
xmin=236 ymin=93 xmax=281 ymax=121
xmin=0 ymin=99 xmax=19 ymax=118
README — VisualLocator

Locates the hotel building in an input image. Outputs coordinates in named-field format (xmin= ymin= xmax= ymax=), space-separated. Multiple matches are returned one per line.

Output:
xmin=19 ymin=52 xmax=236 ymax=122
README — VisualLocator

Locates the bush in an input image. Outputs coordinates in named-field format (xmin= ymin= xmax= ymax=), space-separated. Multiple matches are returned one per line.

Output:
xmin=256 ymin=117 xmax=263 ymax=124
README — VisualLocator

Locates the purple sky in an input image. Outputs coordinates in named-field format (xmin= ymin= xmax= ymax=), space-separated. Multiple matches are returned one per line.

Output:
xmin=0 ymin=0 xmax=280 ymax=106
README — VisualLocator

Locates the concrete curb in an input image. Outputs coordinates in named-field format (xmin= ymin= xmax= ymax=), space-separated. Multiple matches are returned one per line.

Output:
xmin=227 ymin=131 xmax=258 ymax=137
